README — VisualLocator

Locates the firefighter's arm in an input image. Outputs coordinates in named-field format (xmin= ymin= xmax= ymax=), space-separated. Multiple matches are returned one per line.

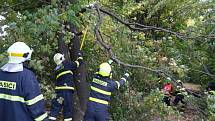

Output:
xmin=114 ymin=73 xmax=130 ymax=89
xmin=23 ymin=73 xmax=48 ymax=121
xmin=75 ymin=3 xmax=96 ymax=17
xmin=68 ymin=52 xmax=84 ymax=69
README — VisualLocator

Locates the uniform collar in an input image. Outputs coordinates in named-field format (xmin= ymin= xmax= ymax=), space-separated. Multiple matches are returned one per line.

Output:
xmin=1 ymin=63 xmax=23 ymax=72
xmin=55 ymin=64 xmax=63 ymax=70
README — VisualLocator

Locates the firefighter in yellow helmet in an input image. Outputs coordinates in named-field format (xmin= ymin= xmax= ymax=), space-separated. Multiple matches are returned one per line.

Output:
xmin=84 ymin=60 xmax=130 ymax=121
xmin=49 ymin=52 xmax=83 ymax=121
xmin=0 ymin=42 xmax=48 ymax=121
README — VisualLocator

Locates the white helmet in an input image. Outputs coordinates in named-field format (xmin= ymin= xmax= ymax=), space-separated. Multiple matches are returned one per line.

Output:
xmin=53 ymin=53 xmax=65 ymax=65
xmin=7 ymin=42 xmax=33 ymax=63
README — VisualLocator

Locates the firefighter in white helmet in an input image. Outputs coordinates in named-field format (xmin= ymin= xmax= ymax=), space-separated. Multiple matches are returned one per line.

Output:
xmin=49 ymin=52 xmax=83 ymax=121
xmin=84 ymin=60 xmax=130 ymax=121
xmin=0 ymin=42 xmax=48 ymax=121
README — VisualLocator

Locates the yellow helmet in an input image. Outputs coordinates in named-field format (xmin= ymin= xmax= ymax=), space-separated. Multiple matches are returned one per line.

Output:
xmin=98 ymin=62 xmax=111 ymax=77
xmin=53 ymin=53 xmax=65 ymax=65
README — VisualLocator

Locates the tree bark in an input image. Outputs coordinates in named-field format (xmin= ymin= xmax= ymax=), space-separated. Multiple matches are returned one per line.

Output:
xmin=57 ymin=0 xmax=88 ymax=120
xmin=68 ymin=22 xmax=89 ymax=121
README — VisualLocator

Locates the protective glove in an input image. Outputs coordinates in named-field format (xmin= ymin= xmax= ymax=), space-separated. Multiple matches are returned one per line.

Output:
xmin=124 ymin=73 xmax=130 ymax=78
xmin=108 ymin=59 xmax=113 ymax=65
xmin=77 ymin=51 xmax=83 ymax=57
xmin=86 ymin=3 xmax=96 ymax=9
xmin=77 ymin=51 xmax=83 ymax=60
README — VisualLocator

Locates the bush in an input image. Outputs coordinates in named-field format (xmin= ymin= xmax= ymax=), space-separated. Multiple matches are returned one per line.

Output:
xmin=111 ymin=89 xmax=182 ymax=121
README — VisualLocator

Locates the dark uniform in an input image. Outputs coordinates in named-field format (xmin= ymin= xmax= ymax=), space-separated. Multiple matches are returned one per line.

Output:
xmin=172 ymin=88 xmax=186 ymax=106
xmin=207 ymin=82 xmax=215 ymax=91
xmin=172 ymin=80 xmax=187 ymax=106
xmin=84 ymin=74 xmax=129 ymax=121
xmin=0 ymin=68 xmax=48 ymax=121
xmin=49 ymin=58 xmax=83 ymax=121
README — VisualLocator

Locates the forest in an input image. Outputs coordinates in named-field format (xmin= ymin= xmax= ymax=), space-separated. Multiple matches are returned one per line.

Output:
xmin=0 ymin=0 xmax=215 ymax=121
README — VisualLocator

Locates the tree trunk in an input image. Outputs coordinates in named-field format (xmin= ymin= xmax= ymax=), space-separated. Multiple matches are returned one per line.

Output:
xmin=57 ymin=0 xmax=88 ymax=120
xmin=68 ymin=22 xmax=89 ymax=121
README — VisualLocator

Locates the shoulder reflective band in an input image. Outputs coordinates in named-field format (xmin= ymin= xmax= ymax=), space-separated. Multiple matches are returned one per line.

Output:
xmin=64 ymin=118 xmax=73 ymax=121
xmin=91 ymin=86 xmax=111 ymax=95
xmin=0 ymin=93 xmax=44 ymax=105
xmin=77 ymin=57 xmax=83 ymax=60
xmin=55 ymin=86 xmax=75 ymax=90
xmin=25 ymin=94 xmax=44 ymax=106
xmin=49 ymin=116 xmax=57 ymax=120
xmin=56 ymin=70 xmax=73 ymax=79
xmin=115 ymin=81 xmax=120 ymax=89
xmin=92 ymin=78 xmax=108 ymax=87
xmin=35 ymin=112 xmax=48 ymax=121
xmin=75 ymin=61 xmax=80 ymax=67
xmin=89 ymin=97 xmax=108 ymax=105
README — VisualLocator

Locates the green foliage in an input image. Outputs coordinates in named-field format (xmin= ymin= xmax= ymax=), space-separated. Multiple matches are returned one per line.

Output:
xmin=1 ymin=0 xmax=215 ymax=120
xmin=207 ymin=95 xmax=215 ymax=120
xmin=111 ymin=89 xmax=182 ymax=121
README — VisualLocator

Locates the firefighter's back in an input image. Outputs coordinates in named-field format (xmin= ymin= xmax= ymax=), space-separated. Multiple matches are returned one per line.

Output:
xmin=0 ymin=68 xmax=35 ymax=121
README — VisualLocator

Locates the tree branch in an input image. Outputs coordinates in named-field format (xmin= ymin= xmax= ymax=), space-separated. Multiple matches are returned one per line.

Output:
xmin=91 ymin=6 xmax=215 ymax=40
xmin=98 ymin=7 xmax=186 ymax=40
xmin=93 ymin=4 xmax=203 ymax=100
xmin=94 ymin=4 xmax=174 ymax=77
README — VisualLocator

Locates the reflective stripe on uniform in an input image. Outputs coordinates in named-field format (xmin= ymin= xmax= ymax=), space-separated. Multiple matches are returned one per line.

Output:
xmin=64 ymin=118 xmax=73 ymax=121
xmin=0 ymin=93 xmax=25 ymax=103
xmin=89 ymin=97 xmax=108 ymax=105
xmin=0 ymin=93 xmax=44 ymax=105
xmin=26 ymin=94 xmax=44 ymax=105
xmin=209 ymin=91 xmax=215 ymax=95
xmin=35 ymin=112 xmax=48 ymax=121
xmin=55 ymin=86 xmax=74 ymax=90
xmin=91 ymin=86 xmax=111 ymax=95
xmin=9 ymin=52 xmax=24 ymax=57
xmin=121 ymin=77 xmax=127 ymax=82
xmin=75 ymin=61 xmax=80 ymax=67
xmin=49 ymin=116 xmax=57 ymax=120
xmin=56 ymin=70 xmax=73 ymax=79
xmin=115 ymin=81 xmax=120 ymax=89
xmin=77 ymin=57 xmax=83 ymax=60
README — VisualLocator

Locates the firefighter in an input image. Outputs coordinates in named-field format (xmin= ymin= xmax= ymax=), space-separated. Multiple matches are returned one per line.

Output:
xmin=83 ymin=61 xmax=130 ymax=121
xmin=207 ymin=82 xmax=215 ymax=93
xmin=172 ymin=80 xmax=187 ymax=106
xmin=49 ymin=52 xmax=83 ymax=121
xmin=0 ymin=42 xmax=48 ymax=121
xmin=162 ymin=77 xmax=174 ymax=106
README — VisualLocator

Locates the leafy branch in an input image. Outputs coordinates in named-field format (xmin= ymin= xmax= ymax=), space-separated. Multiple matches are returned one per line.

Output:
xmin=94 ymin=4 xmax=173 ymax=77
xmin=93 ymin=4 xmax=206 ymax=100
